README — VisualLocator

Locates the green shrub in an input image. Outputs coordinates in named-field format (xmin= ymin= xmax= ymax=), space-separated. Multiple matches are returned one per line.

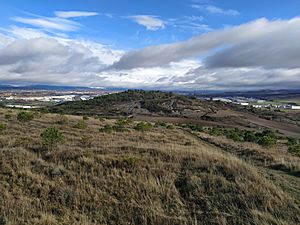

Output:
xmin=80 ymin=135 xmax=93 ymax=147
xmin=184 ymin=141 xmax=192 ymax=146
xmin=225 ymin=129 xmax=244 ymax=142
xmin=4 ymin=114 xmax=12 ymax=120
xmin=209 ymin=127 xmax=224 ymax=136
xmin=74 ymin=120 xmax=87 ymax=129
xmin=184 ymin=123 xmax=203 ymax=132
xmin=166 ymin=124 xmax=174 ymax=129
xmin=17 ymin=111 xmax=34 ymax=122
xmin=258 ymin=136 xmax=277 ymax=148
xmin=287 ymin=137 xmax=298 ymax=147
xmin=82 ymin=116 xmax=89 ymax=121
xmin=122 ymin=156 xmax=137 ymax=167
xmin=41 ymin=127 xmax=64 ymax=150
xmin=244 ymin=131 xmax=258 ymax=142
xmin=56 ymin=115 xmax=68 ymax=125
xmin=0 ymin=123 xmax=6 ymax=134
xmin=135 ymin=122 xmax=152 ymax=132
xmin=99 ymin=125 xmax=113 ymax=133
xmin=116 ymin=118 xmax=133 ymax=127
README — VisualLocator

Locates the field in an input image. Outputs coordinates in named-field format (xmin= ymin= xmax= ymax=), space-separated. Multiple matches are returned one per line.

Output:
xmin=1 ymin=106 xmax=300 ymax=224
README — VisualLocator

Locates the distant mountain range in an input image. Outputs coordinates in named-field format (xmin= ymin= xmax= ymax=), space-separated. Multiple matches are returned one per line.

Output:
xmin=1 ymin=84 xmax=299 ymax=100
xmin=0 ymin=84 xmax=124 ymax=91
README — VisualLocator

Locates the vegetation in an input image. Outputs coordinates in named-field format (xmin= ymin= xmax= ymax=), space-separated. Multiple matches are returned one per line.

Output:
xmin=99 ymin=124 xmax=114 ymax=133
xmin=287 ymin=137 xmax=300 ymax=156
xmin=56 ymin=114 xmax=69 ymax=125
xmin=0 ymin=102 xmax=300 ymax=225
xmin=183 ymin=124 xmax=278 ymax=148
xmin=17 ymin=111 xmax=34 ymax=122
xmin=74 ymin=120 xmax=87 ymax=129
xmin=41 ymin=127 xmax=64 ymax=150
xmin=135 ymin=122 xmax=153 ymax=132
xmin=0 ymin=123 xmax=6 ymax=134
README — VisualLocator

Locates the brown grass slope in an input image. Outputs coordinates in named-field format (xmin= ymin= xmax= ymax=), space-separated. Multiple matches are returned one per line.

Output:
xmin=0 ymin=109 xmax=300 ymax=225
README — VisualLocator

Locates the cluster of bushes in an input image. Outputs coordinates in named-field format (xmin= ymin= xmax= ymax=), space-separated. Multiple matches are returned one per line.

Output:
xmin=287 ymin=138 xmax=300 ymax=156
xmin=99 ymin=119 xmax=153 ymax=133
xmin=181 ymin=123 xmax=204 ymax=132
xmin=208 ymin=127 xmax=277 ymax=148
xmin=99 ymin=119 xmax=133 ymax=133
xmin=134 ymin=122 xmax=152 ymax=132
xmin=17 ymin=112 xmax=34 ymax=122
xmin=41 ymin=127 xmax=64 ymax=151
xmin=182 ymin=123 xmax=278 ymax=148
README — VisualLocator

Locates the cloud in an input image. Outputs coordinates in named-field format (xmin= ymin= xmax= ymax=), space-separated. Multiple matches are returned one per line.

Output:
xmin=128 ymin=15 xmax=165 ymax=30
xmin=192 ymin=4 xmax=240 ymax=16
xmin=1 ymin=15 xmax=300 ymax=90
xmin=54 ymin=11 xmax=99 ymax=18
xmin=112 ymin=17 xmax=300 ymax=70
xmin=13 ymin=16 xmax=80 ymax=31
xmin=0 ymin=35 xmax=123 ymax=86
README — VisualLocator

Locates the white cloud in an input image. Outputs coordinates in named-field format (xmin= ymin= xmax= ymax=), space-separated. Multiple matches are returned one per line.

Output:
xmin=1 ymin=15 xmax=300 ymax=90
xmin=55 ymin=11 xmax=99 ymax=18
xmin=192 ymin=4 xmax=240 ymax=16
xmin=12 ymin=16 xmax=80 ymax=31
xmin=112 ymin=17 xmax=300 ymax=70
xmin=129 ymin=15 xmax=165 ymax=30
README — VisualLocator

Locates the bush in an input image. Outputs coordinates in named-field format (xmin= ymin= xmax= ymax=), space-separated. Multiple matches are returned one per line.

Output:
xmin=41 ymin=127 xmax=64 ymax=150
xmin=4 ymin=114 xmax=12 ymax=120
xmin=0 ymin=123 xmax=6 ymax=134
xmin=56 ymin=115 xmax=68 ymax=125
xmin=82 ymin=116 xmax=89 ymax=121
xmin=99 ymin=125 xmax=113 ymax=134
xmin=135 ymin=122 xmax=152 ymax=132
xmin=74 ymin=120 xmax=87 ymax=129
xmin=258 ymin=136 xmax=277 ymax=148
xmin=225 ymin=129 xmax=244 ymax=142
xmin=183 ymin=123 xmax=203 ymax=132
xmin=80 ymin=135 xmax=93 ymax=147
xmin=244 ymin=131 xmax=258 ymax=142
xmin=209 ymin=127 xmax=224 ymax=136
xmin=166 ymin=124 xmax=174 ymax=129
xmin=17 ymin=112 xmax=34 ymax=122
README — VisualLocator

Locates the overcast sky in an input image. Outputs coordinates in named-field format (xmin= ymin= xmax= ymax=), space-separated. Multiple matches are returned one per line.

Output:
xmin=0 ymin=0 xmax=300 ymax=90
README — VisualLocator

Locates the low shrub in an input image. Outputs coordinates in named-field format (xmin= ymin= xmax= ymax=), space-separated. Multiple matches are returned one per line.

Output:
xmin=99 ymin=125 xmax=113 ymax=133
xmin=41 ymin=127 xmax=64 ymax=150
xmin=17 ymin=111 xmax=34 ymax=122
xmin=74 ymin=120 xmax=87 ymax=129
xmin=80 ymin=135 xmax=93 ymax=147
xmin=56 ymin=115 xmax=68 ymax=125
xmin=4 ymin=114 xmax=12 ymax=120
xmin=0 ymin=123 xmax=6 ymax=134
xmin=135 ymin=122 xmax=152 ymax=132
xmin=82 ymin=116 xmax=89 ymax=121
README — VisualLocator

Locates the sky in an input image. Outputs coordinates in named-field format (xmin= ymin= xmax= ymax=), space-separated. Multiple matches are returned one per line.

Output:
xmin=0 ymin=0 xmax=300 ymax=90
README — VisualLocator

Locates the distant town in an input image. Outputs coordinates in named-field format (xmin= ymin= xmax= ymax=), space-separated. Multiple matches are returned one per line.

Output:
xmin=204 ymin=96 xmax=300 ymax=110
xmin=0 ymin=88 xmax=120 ymax=109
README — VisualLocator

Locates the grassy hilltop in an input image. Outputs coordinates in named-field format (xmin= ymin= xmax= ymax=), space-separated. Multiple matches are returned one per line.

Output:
xmin=1 ymin=91 xmax=300 ymax=224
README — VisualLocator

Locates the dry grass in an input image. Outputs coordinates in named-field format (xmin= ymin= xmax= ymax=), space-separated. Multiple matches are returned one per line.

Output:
xmin=0 ymin=108 xmax=300 ymax=225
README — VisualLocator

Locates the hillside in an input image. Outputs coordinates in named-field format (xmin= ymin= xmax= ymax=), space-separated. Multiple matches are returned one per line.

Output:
xmin=49 ymin=90 xmax=300 ymax=138
xmin=1 ymin=108 xmax=300 ymax=224
xmin=49 ymin=90 xmax=225 ymax=118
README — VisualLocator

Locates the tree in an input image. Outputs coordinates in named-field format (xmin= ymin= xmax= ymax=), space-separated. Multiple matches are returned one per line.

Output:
xmin=41 ymin=127 xmax=64 ymax=150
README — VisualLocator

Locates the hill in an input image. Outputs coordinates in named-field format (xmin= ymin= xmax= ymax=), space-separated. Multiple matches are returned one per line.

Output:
xmin=48 ymin=90 xmax=225 ymax=117
xmin=49 ymin=90 xmax=300 ymax=138
xmin=1 ymin=108 xmax=300 ymax=224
